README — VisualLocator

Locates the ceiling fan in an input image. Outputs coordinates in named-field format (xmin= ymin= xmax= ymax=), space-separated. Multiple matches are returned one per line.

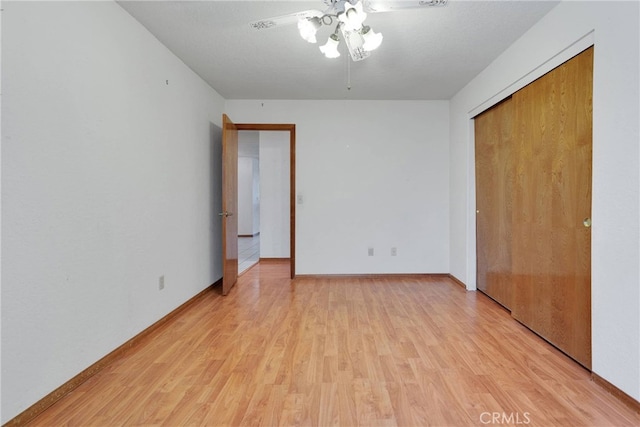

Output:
xmin=249 ymin=0 xmax=448 ymax=61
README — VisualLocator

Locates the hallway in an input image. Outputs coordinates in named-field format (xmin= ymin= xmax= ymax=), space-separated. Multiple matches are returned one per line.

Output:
xmin=238 ymin=234 xmax=260 ymax=273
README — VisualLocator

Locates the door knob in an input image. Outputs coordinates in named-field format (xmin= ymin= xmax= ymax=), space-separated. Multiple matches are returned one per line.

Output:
xmin=218 ymin=211 xmax=233 ymax=217
xmin=583 ymin=217 xmax=591 ymax=228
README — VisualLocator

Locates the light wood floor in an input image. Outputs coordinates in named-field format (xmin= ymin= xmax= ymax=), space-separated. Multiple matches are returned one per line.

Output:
xmin=28 ymin=261 xmax=639 ymax=426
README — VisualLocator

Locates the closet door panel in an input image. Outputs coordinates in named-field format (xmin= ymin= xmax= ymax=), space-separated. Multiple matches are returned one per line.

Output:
xmin=511 ymin=47 xmax=593 ymax=368
xmin=475 ymin=98 xmax=514 ymax=309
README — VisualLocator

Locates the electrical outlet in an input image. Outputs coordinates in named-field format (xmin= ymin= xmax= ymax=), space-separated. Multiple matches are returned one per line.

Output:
xmin=391 ymin=247 xmax=397 ymax=256
xmin=159 ymin=275 xmax=165 ymax=290
xmin=368 ymin=247 xmax=374 ymax=256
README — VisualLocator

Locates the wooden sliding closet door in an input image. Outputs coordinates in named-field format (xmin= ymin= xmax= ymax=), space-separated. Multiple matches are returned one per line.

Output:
xmin=475 ymin=98 xmax=515 ymax=309
xmin=511 ymin=47 xmax=593 ymax=368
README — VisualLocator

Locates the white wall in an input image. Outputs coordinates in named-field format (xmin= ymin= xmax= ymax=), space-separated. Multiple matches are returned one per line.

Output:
xmin=252 ymin=159 xmax=261 ymax=234
xmin=238 ymin=157 xmax=260 ymax=236
xmin=238 ymin=132 xmax=260 ymax=236
xmin=225 ymin=100 xmax=450 ymax=274
xmin=259 ymin=131 xmax=290 ymax=258
xmin=1 ymin=1 xmax=226 ymax=422
xmin=449 ymin=1 xmax=639 ymax=401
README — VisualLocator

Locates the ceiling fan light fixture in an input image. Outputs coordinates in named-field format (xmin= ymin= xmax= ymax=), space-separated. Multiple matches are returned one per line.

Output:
xmin=319 ymin=33 xmax=341 ymax=58
xmin=251 ymin=0 xmax=449 ymax=62
xmin=362 ymin=25 xmax=383 ymax=51
xmin=338 ymin=1 xmax=367 ymax=31
xmin=298 ymin=16 xmax=322 ymax=43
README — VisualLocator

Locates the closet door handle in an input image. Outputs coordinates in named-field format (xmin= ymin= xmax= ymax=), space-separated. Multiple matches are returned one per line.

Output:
xmin=583 ymin=217 xmax=591 ymax=228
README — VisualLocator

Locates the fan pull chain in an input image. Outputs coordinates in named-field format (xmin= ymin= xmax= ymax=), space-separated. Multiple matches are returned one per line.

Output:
xmin=346 ymin=55 xmax=352 ymax=91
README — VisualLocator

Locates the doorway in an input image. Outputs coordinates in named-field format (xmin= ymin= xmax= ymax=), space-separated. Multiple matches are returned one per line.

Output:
xmin=235 ymin=123 xmax=296 ymax=279
xmin=237 ymin=131 xmax=261 ymax=273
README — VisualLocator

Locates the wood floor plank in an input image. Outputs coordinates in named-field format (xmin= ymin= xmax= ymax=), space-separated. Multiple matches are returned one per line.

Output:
xmin=25 ymin=261 xmax=640 ymax=426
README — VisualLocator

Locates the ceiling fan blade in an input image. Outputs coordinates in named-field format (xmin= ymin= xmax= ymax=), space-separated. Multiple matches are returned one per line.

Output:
xmin=340 ymin=26 xmax=371 ymax=62
xmin=249 ymin=9 xmax=324 ymax=30
xmin=363 ymin=0 xmax=448 ymax=13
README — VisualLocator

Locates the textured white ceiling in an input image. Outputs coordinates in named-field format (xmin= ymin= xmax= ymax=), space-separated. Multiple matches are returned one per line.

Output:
xmin=117 ymin=0 xmax=559 ymax=100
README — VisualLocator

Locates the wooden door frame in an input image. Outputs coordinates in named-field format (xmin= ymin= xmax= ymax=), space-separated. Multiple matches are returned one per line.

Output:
xmin=236 ymin=123 xmax=296 ymax=279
